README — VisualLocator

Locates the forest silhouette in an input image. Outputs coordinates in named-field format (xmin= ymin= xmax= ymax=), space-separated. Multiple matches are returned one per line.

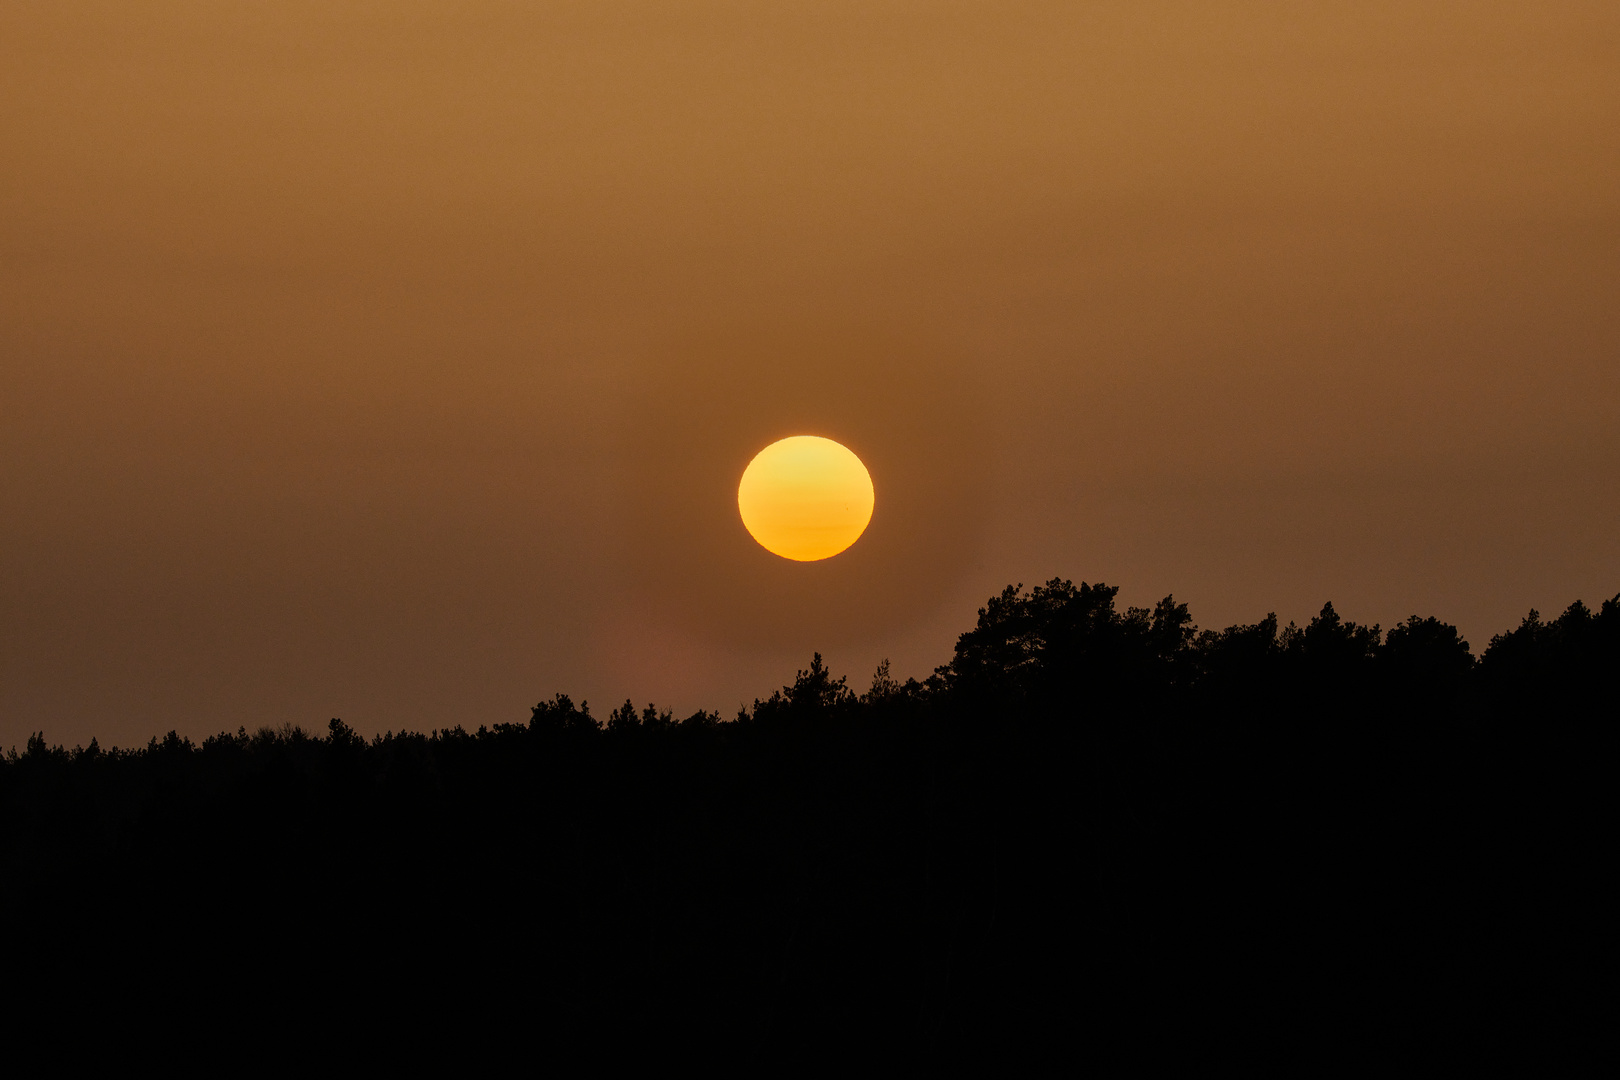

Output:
xmin=4 ymin=580 xmax=1612 ymax=1064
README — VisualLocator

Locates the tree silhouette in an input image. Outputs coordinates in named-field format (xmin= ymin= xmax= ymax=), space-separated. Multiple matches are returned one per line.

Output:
xmin=2 ymin=580 xmax=1612 ymax=1065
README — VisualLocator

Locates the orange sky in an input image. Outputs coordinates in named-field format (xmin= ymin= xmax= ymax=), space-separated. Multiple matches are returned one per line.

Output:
xmin=3 ymin=2 xmax=1617 ymax=748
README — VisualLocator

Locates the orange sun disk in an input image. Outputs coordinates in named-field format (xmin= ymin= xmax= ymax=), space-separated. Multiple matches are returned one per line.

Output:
xmin=737 ymin=436 xmax=875 ymax=561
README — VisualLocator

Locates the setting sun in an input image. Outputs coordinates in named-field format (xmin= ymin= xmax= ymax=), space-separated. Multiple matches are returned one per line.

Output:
xmin=737 ymin=436 xmax=875 ymax=561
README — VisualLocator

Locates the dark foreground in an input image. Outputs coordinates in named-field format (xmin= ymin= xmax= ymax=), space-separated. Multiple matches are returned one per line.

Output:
xmin=4 ymin=582 xmax=1612 ymax=1064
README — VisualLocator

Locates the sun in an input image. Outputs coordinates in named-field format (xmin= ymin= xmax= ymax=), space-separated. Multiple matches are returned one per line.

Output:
xmin=737 ymin=436 xmax=875 ymax=561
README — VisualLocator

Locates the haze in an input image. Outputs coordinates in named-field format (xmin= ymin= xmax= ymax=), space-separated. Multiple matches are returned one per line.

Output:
xmin=3 ymin=2 xmax=1616 ymax=749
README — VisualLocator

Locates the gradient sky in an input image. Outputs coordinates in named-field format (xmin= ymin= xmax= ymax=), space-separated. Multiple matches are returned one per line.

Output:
xmin=3 ymin=2 xmax=1617 ymax=749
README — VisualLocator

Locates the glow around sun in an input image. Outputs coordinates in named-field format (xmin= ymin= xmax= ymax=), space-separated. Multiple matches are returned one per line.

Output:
xmin=737 ymin=436 xmax=875 ymax=561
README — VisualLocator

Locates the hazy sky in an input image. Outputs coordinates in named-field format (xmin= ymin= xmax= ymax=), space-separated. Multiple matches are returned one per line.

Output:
xmin=3 ymin=2 xmax=1617 ymax=749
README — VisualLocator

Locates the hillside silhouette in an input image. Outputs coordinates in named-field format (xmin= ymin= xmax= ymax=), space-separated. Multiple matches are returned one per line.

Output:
xmin=4 ymin=581 xmax=1613 ymax=1065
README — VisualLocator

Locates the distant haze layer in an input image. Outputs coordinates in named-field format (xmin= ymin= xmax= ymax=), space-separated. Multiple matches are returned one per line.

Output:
xmin=2 ymin=2 xmax=1617 ymax=748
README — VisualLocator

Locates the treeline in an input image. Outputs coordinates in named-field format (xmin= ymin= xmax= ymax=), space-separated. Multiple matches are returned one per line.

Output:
xmin=3 ymin=581 xmax=1613 ymax=1063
